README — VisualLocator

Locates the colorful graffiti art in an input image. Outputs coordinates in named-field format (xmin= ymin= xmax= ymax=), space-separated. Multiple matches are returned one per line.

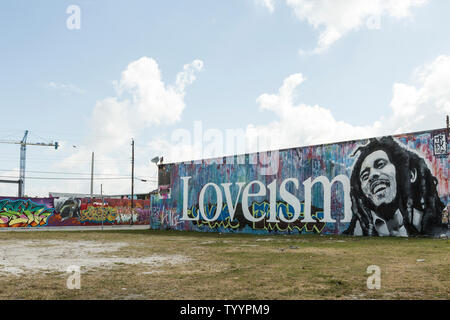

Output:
xmin=46 ymin=197 xmax=150 ymax=227
xmin=78 ymin=199 xmax=150 ymax=225
xmin=151 ymin=129 xmax=449 ymax=237
xmin=183 ymin=201 xmax=326 ymax=233
xmin=79 ymin=205 xmax=118 ymax=223
xmin=53 ymin=197 xmax=81 ymax=222
xmin=0 ymin=198 xmax=54 ymax=227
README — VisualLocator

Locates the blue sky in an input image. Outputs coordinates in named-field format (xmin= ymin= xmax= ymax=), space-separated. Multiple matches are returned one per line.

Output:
xmin=0 ymin=0 xmax=449 ymax=197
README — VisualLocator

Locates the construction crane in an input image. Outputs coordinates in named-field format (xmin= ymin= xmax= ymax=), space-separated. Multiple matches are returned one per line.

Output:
xmin=0 ymin=130 xmax=58 ymax=197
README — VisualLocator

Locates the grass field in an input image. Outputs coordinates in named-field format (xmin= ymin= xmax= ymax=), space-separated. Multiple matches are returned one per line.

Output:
xmin=0 ymin=229 xmax=448 ymax=300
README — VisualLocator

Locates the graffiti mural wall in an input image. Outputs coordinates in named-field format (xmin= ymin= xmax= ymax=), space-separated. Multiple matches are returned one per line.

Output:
xmin=0 ymin=197 xmax=55 ymax=227
xmin=0 ymin=197 xmax=150 ymax=227
xmin=150 ymin=128 xmax=449 ymax=237
xmin=48 ymin=198 xmax=150 ymax=226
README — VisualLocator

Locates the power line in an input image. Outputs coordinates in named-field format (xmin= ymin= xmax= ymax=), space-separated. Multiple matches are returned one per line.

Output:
xmin=0 ymin=156 xmax=132 ymax=162
xmin=0 ymin=175 xmax=157 ymax=181
xmin=0 ymin=169 xmax=156 ymax=179
xmin=0 ymin=128 xmax=117 ymax=141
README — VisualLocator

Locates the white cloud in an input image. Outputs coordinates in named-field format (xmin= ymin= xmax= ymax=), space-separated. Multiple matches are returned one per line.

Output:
xmin=255 ymin=0 xmax=275 ymax=13
xmin=285 ymin=0 xmax=428 ymax=54
xmin=148 ymin=136 xmax=197 ymax=164
xmin=245 ymin=54 xmax=450 ymax=151
xmin=46 ymin=81 xmax=85 ymax=95
xmin=153 ymin=54 xmax=450 ymax=165
xmin=115 ymin=57 xmax=203 ymax=127
xmin=245 ymin=74 xmax=380 ymax=151
xmin=87 ymin=57 xmax=203 ymax=155
xmin=38 ymin=57 xmax=203 ymax=197
xmin=388 ymin=55 xmax=450 ymax=133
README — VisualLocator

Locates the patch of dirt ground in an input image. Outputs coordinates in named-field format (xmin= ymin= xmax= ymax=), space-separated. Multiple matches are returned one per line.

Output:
xmin=0 ymin=239 xmax=189 ymax=276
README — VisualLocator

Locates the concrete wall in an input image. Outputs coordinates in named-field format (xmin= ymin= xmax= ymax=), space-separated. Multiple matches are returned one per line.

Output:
xmin=150 ymin=129 xmax=449 ymax=237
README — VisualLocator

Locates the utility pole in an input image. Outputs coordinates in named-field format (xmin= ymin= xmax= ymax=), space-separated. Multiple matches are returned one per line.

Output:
xmin=101 ymin=183 xmax=104 ymax=231
xmin=131 ymin=139 xmax=135 ymax=207
xmin=18 ymin=131 xmax=28 ymax=197
xmin=90 ymin=152 xmax=94 ymax=201
xmin=131 ymin=139 xmax=135 ymax=225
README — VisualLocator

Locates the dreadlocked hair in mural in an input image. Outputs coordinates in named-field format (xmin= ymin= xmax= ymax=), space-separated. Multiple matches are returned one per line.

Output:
xmin=343 ymin=136 xmax=445 ymax=236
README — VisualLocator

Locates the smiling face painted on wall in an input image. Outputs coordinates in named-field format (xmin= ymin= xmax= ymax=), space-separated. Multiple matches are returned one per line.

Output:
xmin=359 ymin=150 xmax=397 ymax=207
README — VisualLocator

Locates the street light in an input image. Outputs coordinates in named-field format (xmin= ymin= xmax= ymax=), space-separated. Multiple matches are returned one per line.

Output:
xmin=151 ymin=156 xmax=160 ymax=164
xmin=149 ymin=156 xmax=162 ymax=229
xmin=151 ymin=156 xmax=161 ymax=186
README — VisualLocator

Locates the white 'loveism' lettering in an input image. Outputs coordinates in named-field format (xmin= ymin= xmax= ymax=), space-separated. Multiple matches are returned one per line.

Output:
xmin=181 ymin=175 xmax=352 ymax=223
